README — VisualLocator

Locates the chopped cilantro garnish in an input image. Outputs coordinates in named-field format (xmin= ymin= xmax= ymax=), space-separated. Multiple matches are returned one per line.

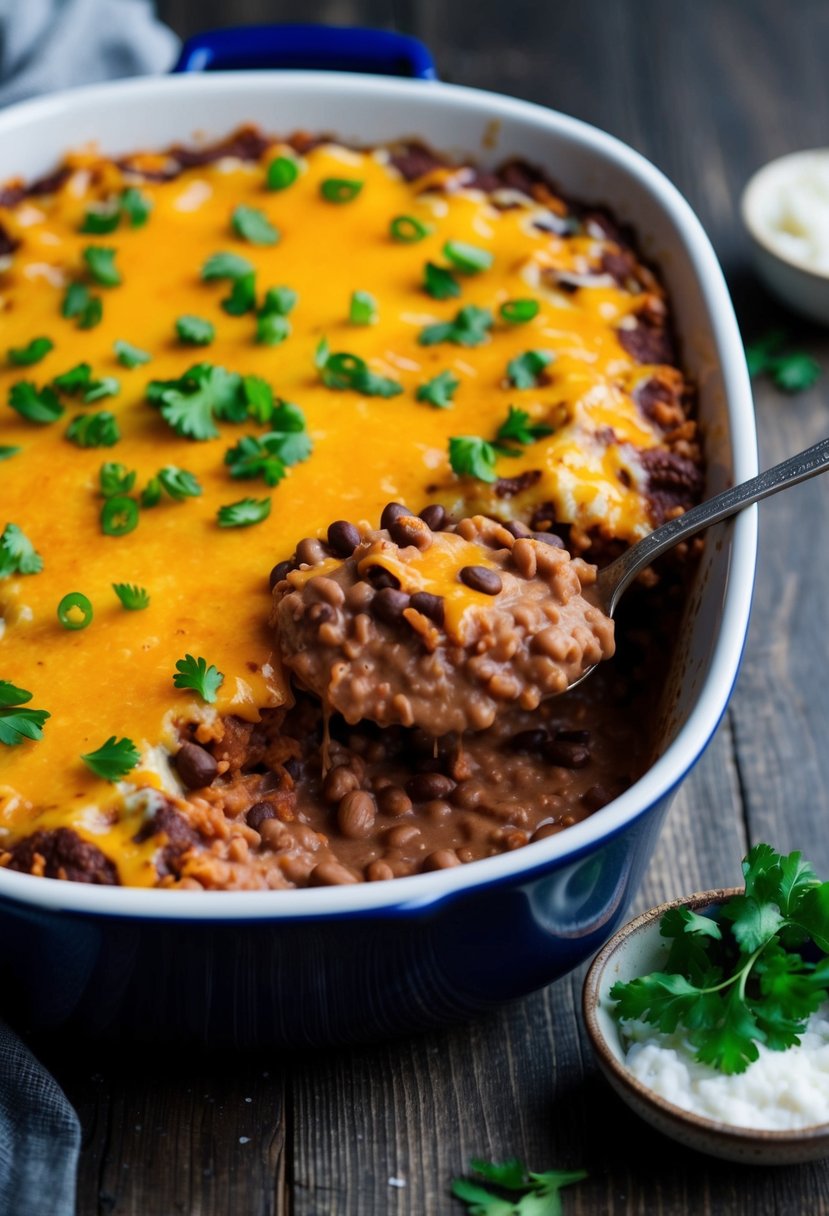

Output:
xmin=112 ymin=583 xmax=150 ymax=611
xmin=0 ymin=523 xmax=43 ymax=577
xmin=57 ymin=591 xmax=93 ymax=631
xmin=232 ymin=204 xmax=279 ymax=246
xmin=8 ymin=337 xmax=54 ymax=367
xmin=256 ymin=313 xmax=290 ymax=346
xmin=52 ymin=363 xmax=92 ymax=394
xmin=114 ymin=340 xmax=151 ymax=369
xmin=419 ymin=305 xmax=493 ymax=347
xmin=0 ymin=447 xmax=20 ymax=462
xmin=173 ymin=653 xmax=224 ymax=703
xmin=349 ymin=290 xmax=377 ymax=326
xmin=62 ymin=282 xmax=102 ymax=329
xmin=81 ymin=736 xmax=140 ymax=781
xmin=506 ymin=349 xmax=553 ymax=388
xmin=119 ymin=187 xmax=152 ymax=228
xmin=448 ymin=435 xmax=498 ymax=483
xmin=266 ymin=155 xmax=299 ymax=191
xmin=611 ymin=842 xmax=829 ymax=1074
xmin=225 ymin=405 xmax=312 ymax=486
xmin=0 ymin=681 xmax=50 ymax=747
xmin=9 ymin=381 xmax=63 ymax=424
xmin=423 ymin=261 xmax=461 ymax=300
xmin=148 ymin=363 xmax=245 ymax=441
xmin=417 ymin=369 xmax=459 ymax=409
xmin=83 ymin=377 xmax=119 ymax=404
xmin=176 ymin=315 xmax=215 ymax=346
xmin=443 ymin=240 xmax=493 ymax=274
xmin=500 ymin=298 xmax=540 ymax=324
xmin=746 ymin=331 xmax=821 ymax=393
xmin=451 ymin=1158 xmax=587 ymax=1215
xmin=157 ymin=466 xmax=202 ymax=501
xmin=495 ymin=405 xmax=554 ymax=447
xmin=65 ymin=411 xmax=120 ymax=448
xmin=201 ymin=251 xmax=254 ymax=281
xmin=315 ymin=339 xmax=403 ymax=397
xmin=83 ymin=246 xmax=121 ymax=287
xmin=261 ymin=286 xmax=297 ymax=316
xmin=222 ymin=271 xmax=257 ymax=316
xmin=100 ymin=496 xmax=139 ymax=537
xmin=320 ymin=178 xmax=363 ymax=204
xmin=99 ymin=462 xmax=136 ymax=498
xmin=216 ymin=497 xmax=272 ymax=528
xmin=390 ymin=215 xmax=430 ymax=243
xmin=241 ymin=375 xmax=274 ymax=423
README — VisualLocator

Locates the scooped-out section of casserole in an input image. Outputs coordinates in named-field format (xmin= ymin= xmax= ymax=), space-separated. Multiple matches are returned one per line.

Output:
xmin=0 ymin=127 xmax=702 ymax=889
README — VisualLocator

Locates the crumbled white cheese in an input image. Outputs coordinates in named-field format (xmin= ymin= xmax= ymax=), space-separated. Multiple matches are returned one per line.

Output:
xmin=621 ymin=1003 xmax=829 ymax=1130
xmin=756 ymin=154 xmax=829 ymax=272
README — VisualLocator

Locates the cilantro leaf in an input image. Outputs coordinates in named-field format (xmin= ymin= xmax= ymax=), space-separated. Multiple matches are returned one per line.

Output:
xmin=112 ymin=583 xmax=150 ymax=611
xmin=449 ymin=435 xmax=498 ymax=483
xmin=451 ymin=1178 xmax=514 ymax=1216
xmin=225 ymin=414 xmax=312 ymax=486
xmin=791 ymin=884 xmax=829 ymax=953
xmin=693 ymin=985 xmax=763 ymax=1075
xmin=81 ymin=735 xmax=141 ymax=781
xmin=419 ymin=305 xmax=493 ymax=347
xmin=119 ymin=187 xmax=152 ymax=227
xmin=610 ymin=970 xmax=703 ymax=1033
xmin=222 ymin=271 xmax=257 ymax=316
xmin=157 ymin=466 xmax=202 ymax=501
xmin=216 ymin=497 xmax=271 ymax=528
xmin=148 ymin=363 xmax=245 ymax=441
xmin=745 ymin=331 xmax=821 ymax=393
xmin=8 ymin=336 xmax=53 ymax=367
xmin=65 ymin=411 xmax=120 ymax=448
xmin=173 ymin=654 xmax=224 ymax=703
xmin=201 ymin=251 xmax=254 ymax=281
xmin=52 ymin=363 xmax=92 ymax=394
xmin=9 ymin=381 xmax=64 ymax=424
xmin=417 ymin=370 xmax=459 ymax=409
xmin=257 ymin=313 xmax=291 ymax=346
xmin=62 ymin=282 xmax=102 ymax=329
xmin=506 ymin=350 xmax=553 ymax=389
xmin=114 ymin=340 xmax=151 ymax=369
xmin=469 ymin=1160 xmax=528 ymax=1191
xmin=83 ymin=245 xmax=121 ymax=287
xmin=424 ymin=261 xmax=461 ymax=300
xmin=261 ymin=286 xmax=297 ymax=317
xmin=176 ymin=315 xmax=215 ymax=346
xmin=0 ymin=446 xmax=21 ymax=461
xmin=0 ymin=681 xmax=50 ymax=747
xmin=349 ymin=290 xmax=377 ymax=326
xmin=83 ymin=377 xmax=119 ymax=404
xmin=99 ymin=462 xmax=136 ymax=498
xmin=451 ymin=1159 xmax=587 ymax=1216
xmin=0 ymin=523 xmax=43 ymax=577
xmin=232 ymin=204 xmax=279 ymax=246
xmin=495 ymin=406 xmax=554 ymax=446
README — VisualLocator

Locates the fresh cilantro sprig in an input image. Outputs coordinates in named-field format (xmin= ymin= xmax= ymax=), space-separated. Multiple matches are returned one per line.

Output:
xmin=112 ymin=583 xmax=150 ymax=611
xmin=148 ymin=363 xmax=247 ymax=441
xmin=0 ymin=682 xmax=50 ymax=747
xmin=449 ymin=436 xmax=498 ymax=483
xmin=216 ymin=497 xmax=271 ymax=528
xmin=232 ymin=204 xmax=279 ymax=246
xmin=173 ymin=654 xmax=224 ymax=703
xmin=451 ymin=1158 xmax=587 ymax=1215
xmin=496 ymin=406 xmax=554 ymax=450
xmin=0 ymin=523 xmax=43 ymax=577
xmin=745 ymin=331 xmax=821 ymax=393
xmin=507 ymin=349 xmax=553 ymax=389
xmin=419 ymin=305 xmax=493 ymax=348
xmin=611 ymin=843 xmax=829 ymax=1074
xmin=142 ymin=466 xmax=202 ymax=506
xmin=8 ymin=337 xmax=53 ymax=367
xmin=65 ymin=411 xmax=120 ymax=448
xmin=225 ymin=401 xmax=312 ymax=486
xmin=9 ymin=381 xmax=64 ymax=424
xmin=417 ymin=370 xmax=459 ymax=409
xmin=81 ymin=736 xmax=141 ymax=781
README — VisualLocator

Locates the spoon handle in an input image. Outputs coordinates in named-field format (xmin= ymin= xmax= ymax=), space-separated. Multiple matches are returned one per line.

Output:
xmin=598 ymin=434 xmax=829 ymax=613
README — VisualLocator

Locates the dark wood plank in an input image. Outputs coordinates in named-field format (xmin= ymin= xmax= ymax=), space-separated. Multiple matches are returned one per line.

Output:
xmin=50 ymin=1 xmax=829 ymax=1212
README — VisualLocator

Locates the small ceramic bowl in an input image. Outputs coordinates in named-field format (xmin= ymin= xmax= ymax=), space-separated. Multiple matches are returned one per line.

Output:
xmin=742 ymin=149 xmax=829 ymax=324
xmin=582 ymin=888 xmax=829 ymax=1165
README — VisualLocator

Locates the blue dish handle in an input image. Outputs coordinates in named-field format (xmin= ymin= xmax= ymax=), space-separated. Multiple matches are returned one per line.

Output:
xmin=172 ymin=23 xmax=437 ymax=80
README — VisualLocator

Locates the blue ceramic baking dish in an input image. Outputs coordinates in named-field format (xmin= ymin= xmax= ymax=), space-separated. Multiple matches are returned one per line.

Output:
xmin=0 ymin=25 xmax=757 ymax=1046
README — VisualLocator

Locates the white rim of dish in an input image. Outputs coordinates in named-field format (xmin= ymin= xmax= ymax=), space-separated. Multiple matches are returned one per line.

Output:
xmin=583 ymin=890 xmax=829 ymax=1142
xmin=742 ymin=147 xmax=829 ymax=279
xmin=0 ymin=72 xmax=758 ymax=920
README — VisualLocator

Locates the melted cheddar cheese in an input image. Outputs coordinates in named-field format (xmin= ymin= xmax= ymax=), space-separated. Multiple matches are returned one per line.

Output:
xmin=0 ymin=131 xmax=675 ymax=885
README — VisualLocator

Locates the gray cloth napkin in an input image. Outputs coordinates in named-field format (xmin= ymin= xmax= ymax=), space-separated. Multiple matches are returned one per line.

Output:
xmin=0 ymin=6 xmax=179 ymax=1211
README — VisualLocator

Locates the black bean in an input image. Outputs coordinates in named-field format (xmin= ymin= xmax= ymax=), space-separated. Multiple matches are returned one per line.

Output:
xmin=246 ymin=801 xmax=276 ymax=831
xmin=269 ymin=559 xmax=293 ymax=590
xmin=371 ymin=587 xmax=410 ymax=624
xmin=556 ymin=728 xmax=591 ymax=744
xmin=406 ymin=772 xmax=456 ymax=802
xmin=381 ymin=501 xmax=409 ymax=530
xmin=504 ymin=520 xmax=531 ymax=539
xmin=366 ymin=565 xmax=400 ymax=590
xmin=509 ymin=728 xmax=548 ymax=753
xmin=459 ymin=565 xmax=502 ymax=595
xmin=175 ymin=742 xmax=218 ymax=790
xmin=409 ymin=591 xmax=445 ymax=626
xmin=284 ymin=756 xmax=302 ymax=780
xmin=390 ymin=516 xmax=432 ymax=551
xmin=532 ymin=531 xmax=565 ymax=549
xmin=544 ymin=739 xmax=591 ymax=769
xmin=419 ymin=504 xmax=447 ymax=531
xmin=327 ymin=519 xmax=361 ymax=557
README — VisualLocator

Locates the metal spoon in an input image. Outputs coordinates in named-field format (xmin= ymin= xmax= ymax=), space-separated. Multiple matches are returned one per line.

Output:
xmin=571 ymin=433 xmax=829 ymax=688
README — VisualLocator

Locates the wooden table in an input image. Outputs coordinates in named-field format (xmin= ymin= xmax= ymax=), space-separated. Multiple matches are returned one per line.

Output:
xmin=45 ymin=1 xmax=829 ymax=1211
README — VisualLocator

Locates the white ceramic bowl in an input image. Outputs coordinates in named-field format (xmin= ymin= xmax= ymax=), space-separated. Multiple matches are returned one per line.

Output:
xmin=583 ymin=890 xmax=829 ymax=1165
xmin=742 ymin=148 xmax=829 ymax=323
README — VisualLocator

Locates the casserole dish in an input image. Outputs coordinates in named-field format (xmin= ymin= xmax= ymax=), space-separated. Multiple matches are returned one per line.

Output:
xmin=0 ymin=26 xmax=757 ymax=1046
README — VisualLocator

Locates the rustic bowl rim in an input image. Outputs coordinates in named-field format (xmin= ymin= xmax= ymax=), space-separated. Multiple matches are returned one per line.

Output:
xmin=582 ymin=886 xmax=829 ymax=1145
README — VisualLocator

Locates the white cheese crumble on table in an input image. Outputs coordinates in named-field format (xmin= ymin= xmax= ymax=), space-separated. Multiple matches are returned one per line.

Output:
xmin=620 ymin=1002 xmax=829 ymax=1130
